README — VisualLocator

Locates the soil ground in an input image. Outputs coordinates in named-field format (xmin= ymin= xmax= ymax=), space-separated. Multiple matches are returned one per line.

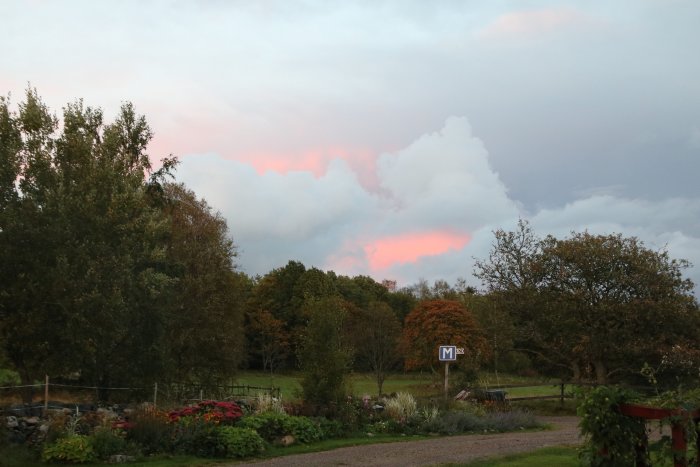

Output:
xmin=230 ymin=416 xmax=581 ymax=467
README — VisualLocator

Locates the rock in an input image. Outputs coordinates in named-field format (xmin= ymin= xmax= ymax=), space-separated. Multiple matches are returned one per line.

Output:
xmin=25 ymin=416 xmax=40 ymax=425
xmin=6 ymin=416 xmax=18 ymax=428
xmin=278 ymin=435 xmax=295 ymax=447
xmin=109 ymin=454 xmax=136 ymax=463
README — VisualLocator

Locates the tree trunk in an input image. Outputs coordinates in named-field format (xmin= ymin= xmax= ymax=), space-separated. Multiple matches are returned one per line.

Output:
xmin=572 ymin=361 xmax=582 ymax=383
xmin=377 ymin=373 xmax=384 ymax=397
xmin=594 ymin=359 xmax=607 ymax=384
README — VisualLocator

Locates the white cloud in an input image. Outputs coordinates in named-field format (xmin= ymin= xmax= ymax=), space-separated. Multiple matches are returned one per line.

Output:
xmin=177 ymin=120 xmax=700 ymax=293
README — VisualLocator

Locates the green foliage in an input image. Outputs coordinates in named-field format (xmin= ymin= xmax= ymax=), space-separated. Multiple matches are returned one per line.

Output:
xmin=161 ymin=184 xmax=247 ymax=386
xmin=282 ymin=416 xmax=323 ymax=443
xmin=475 ymin=219 xmax=700 ymax=384
xmin=238 ymin=413 xmax=323 ymax=444
xmin=238 ymin=413 xmax=289 ymax=441
xmin=312 ymin=417 xmax=344 ymax=439
xmin=170 ymin=419 xmax=226 ymax=458
xmin=578 ymin=386 xmax=647 ymax=466
xmin=346 ymin=301 xmax=402 ymax=395
xmin=89 ymin=427 xmax=133 ymax=460
xmin=41 ymin=435 xmax=96 ymax=464
xmin=218 ymin=427 xmax=265 ymax=458
xmin=298 ymin=297 xmax=353 ymax=406
xmin=0 ymin=90 xmax=246 ymax=397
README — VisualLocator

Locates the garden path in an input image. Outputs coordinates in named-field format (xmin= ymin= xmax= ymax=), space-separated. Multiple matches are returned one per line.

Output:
xmin=229 ymin=416 xmax=581 ymax=467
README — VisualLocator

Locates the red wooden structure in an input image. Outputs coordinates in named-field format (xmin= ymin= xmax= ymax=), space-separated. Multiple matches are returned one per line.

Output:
xmin=619 ymin=403 xmax=700 ymax=467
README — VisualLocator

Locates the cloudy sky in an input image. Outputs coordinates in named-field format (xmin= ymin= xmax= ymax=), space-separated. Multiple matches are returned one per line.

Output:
xmin=3 ymin=0 xmax=700 ymax=289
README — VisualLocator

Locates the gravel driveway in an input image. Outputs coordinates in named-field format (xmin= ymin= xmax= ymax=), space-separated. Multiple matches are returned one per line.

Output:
xmin=230 ymin=416 xmax=581 ymax=467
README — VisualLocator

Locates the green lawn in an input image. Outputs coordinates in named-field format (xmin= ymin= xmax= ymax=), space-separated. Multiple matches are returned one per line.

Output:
xmin=233 ymin=371 xmax=574 ymax=401
xmin=233 ymin=371 xmax=437 ymax=399
xmin=447 ymin=446 xmax=580 ymax=467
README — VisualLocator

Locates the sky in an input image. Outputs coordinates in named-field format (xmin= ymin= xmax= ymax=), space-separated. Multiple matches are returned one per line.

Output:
xmin=3 ymin=0 xmax=700 ymax=290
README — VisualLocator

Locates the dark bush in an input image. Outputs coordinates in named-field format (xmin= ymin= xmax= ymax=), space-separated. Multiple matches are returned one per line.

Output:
xmin=125 ymin=412 xmax=172 ymax=455
xmin=219 ymin=427 xmax=265 ymax=458
xmin=171 ymin=420 xmax=226 ymax=458
xmin=89 ymin=427 xmax=131 ymax=460
xmin=313 ymin=417 xmax=344 ymax=439
xmin=238 ymin=413 xmax=323 ymax=444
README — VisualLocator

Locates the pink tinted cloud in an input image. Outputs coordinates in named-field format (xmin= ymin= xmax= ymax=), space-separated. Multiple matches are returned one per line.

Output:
xmin=244 ymin=146 xmax=381 ymax=190
xmin=477 ymin=7 xmax=596 ymax=40
xmin=364 ymin=231 xmax=471 ymax=271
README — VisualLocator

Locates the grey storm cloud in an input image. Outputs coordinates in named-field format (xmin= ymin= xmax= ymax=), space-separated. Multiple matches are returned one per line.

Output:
xmin=3 ymin=0 xmax=699 ymax=289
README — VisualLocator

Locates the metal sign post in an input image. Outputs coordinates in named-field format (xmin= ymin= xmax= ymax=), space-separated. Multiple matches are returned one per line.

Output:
xmin=439 ymin=346 xmax=457 ymax=399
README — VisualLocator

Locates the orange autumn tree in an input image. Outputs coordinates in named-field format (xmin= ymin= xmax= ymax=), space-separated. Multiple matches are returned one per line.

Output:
xmin=401 ymin=299 xmax=489 ymax=372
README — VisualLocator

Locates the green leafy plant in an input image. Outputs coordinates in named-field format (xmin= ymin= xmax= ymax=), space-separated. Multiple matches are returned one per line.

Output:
xmin=578 ymin=386 xmax=647 ymax=467
xmin=219 ymin=427 xmax=265 ymax=458
xmin=89 ymin=427 xmax=133 ymax=460
xmin=171 ymin=419 xmax=227 ymax=458
xmin=238 ymin=413 xmax=323 ymax=444
xmin=42 ymin=435 xmax=96 ymax=464
xmin=238 ymin=413 xmax=288 ymax=441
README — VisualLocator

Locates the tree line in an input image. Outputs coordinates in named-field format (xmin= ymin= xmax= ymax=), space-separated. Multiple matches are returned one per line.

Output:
xmin=1 ymin=91 xmax=698 ymax=405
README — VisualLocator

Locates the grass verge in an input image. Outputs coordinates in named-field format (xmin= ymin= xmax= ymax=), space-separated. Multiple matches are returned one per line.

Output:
xmin=445 ymin=445 xmax=580 ymax=466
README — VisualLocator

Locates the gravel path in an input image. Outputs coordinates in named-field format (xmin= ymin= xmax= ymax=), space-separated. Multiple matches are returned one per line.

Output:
xmin=230 ymin=416 xmax=581 ymax=467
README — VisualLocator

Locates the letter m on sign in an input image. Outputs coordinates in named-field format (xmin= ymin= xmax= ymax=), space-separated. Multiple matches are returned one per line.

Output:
xmin=439 ymin=345 xmax=457 ymax=361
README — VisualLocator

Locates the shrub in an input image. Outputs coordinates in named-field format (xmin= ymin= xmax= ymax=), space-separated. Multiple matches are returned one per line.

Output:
xmin=238 ymin=413 xmax=288 ymax=441
xmin=283 ymin=416 xmax=322 ymax=443
xmin=482 ymin=410 xmax=540 ymax=432
xmin=125 ymin=411 xmax=172 ymax=455
xmin=383 ymin=392 xmax=417 ymax=422
xmin=422 ymin=411 xmax=484 ymax=435
xmin=42 ymin=435 xmax=96 ymax=464
xmin=421 ymin=409 xmax=540 ymax=435
xmin=219 ymin=427 xmax=265 ymax=458
xmin=171 ymin=419 xmax=226 ymax=458
xmin=238 ymin=413 xmax=322 ymax=444
xmin=313 ymin=417 xmax=344 ymax=439
xmin=168 ymin=400 xmax=243 ymax=425
xmin=89 ymin=427 xmax=130 ymax=460
xmin=578 ymin=386 xmax=646 ymax=467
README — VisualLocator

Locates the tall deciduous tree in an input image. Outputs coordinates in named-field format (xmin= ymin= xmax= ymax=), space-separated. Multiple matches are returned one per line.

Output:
xmin=297 ymin=297 xmax=353 ymax=407
xmin=347 ymin=301 xmax=401 ymax=395
xmin=247 ymin=308 xmax=290 ymax=374
xmin=400 ymin=300 xmax=488 ymax=373
xmin=161 ymin=183 xmax=247 ymax=387
xmin=474 ymin=221 xmax=700 ymax=384
xmin=0 ymin=90 xmax=176 ymax=399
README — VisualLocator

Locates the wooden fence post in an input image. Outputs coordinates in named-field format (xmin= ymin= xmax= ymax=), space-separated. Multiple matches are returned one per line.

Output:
xmin=44 ymin=375 xmax=49 ymax=414
xmin=560 ymin=382 xmax=565 ymax=405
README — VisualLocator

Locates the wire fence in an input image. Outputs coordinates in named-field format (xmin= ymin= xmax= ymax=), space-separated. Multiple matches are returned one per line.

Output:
xmin=0 ymin=376 xmax=280 ymax=416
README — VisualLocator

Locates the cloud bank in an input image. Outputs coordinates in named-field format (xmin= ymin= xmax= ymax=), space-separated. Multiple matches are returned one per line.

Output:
xmin=177 ymin=118 xmax=700 ymax=289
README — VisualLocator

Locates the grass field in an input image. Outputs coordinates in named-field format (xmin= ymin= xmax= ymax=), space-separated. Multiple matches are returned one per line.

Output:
xmin=233 ymin=371 xmax=440 ymax=399
xmin=233 ymin=371 xmax=574 ymax=401
xmin=453 ymin=446 xmax=580 ymax=467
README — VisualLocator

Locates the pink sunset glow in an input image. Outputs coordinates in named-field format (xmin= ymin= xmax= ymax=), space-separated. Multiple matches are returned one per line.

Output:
xmin=477 ymin=7 xmax=593 ymax=39
xmin=364 ymin=231 xmax=471 ymax=271
xmin=244 ymin=146 xmax=382 ymax=190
